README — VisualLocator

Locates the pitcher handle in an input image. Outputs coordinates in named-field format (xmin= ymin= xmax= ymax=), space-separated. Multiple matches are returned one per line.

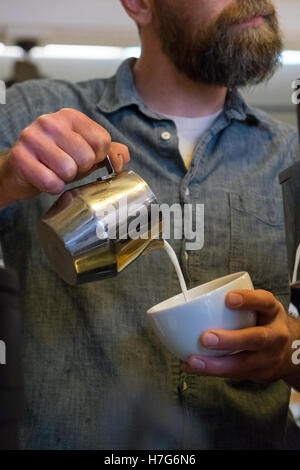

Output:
xmin=98 ymin=155 xmax=116 ymax=181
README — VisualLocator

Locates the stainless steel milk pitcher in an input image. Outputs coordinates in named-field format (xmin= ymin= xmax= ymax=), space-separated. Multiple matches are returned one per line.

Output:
xmin=38 ymin=157 xmax=162 ymax=285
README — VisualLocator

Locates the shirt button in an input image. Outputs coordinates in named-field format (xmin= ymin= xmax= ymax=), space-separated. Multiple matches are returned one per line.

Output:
xmin=161 ymin=131 xmax=171 ymax=141
xmin=185 ymin=188 xmax=190 ymax=197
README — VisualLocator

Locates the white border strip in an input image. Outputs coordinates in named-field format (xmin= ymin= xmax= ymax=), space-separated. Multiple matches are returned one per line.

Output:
xmin=29 ymin=45 xmax=141 ymax=60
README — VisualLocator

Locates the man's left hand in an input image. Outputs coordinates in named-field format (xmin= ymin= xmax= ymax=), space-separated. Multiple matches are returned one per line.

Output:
xmin=182 ymin=289 xmax=299 ymax=383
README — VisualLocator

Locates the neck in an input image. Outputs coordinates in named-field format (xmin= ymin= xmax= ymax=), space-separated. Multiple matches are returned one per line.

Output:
xmin=133 ymin=37 xmax=227 ymax=118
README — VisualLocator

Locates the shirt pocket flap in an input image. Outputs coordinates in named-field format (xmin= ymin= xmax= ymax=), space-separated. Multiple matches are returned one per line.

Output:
xmin=229 ymin=192 xmax=284 ymax=227
xmin=229 ymin=192 xmax=289 ymax=296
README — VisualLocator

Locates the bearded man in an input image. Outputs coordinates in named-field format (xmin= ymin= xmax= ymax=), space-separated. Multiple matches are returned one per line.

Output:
xmin=0 ymin=0 xmax=299 ymax=450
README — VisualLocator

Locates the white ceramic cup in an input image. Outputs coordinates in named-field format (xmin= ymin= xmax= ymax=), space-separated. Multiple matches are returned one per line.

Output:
xmin=147 ymin=272 xmax=257 ymax=361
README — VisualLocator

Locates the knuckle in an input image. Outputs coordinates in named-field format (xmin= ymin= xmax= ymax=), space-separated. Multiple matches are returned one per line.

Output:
xmin=19 ymin=127 xmax=36 ymax=147
xmin=37 ymin=114 xmax=59 ymax=134
xmin=58 ymin=108 xmax=81 ymax=121
xmin=58 ymin=108 xmax=73 ymax=117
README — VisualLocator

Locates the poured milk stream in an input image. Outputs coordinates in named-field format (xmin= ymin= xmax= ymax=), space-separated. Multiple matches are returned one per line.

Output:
xmin=163 ymin=241 xmax=188 ymax=302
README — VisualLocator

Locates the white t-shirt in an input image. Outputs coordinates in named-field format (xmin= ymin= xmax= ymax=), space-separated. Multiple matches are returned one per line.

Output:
xmin=163 ymin=110 xmax=222 ymax=168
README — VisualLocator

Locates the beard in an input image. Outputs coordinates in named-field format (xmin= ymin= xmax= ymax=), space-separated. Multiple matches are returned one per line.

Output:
xmin=153 ymin=0 xmax=283 ymax=88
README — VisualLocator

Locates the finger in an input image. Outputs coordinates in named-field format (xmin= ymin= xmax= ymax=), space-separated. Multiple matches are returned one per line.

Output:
xmin=63 ymin=141 xmax=131 ymax=182
xmin=51 ymin=130 xmax=98 ymax=174
xmin=225 ymin=289 xmax=280 ymax=318
xmin=62 ymin=109 xmax=112 ymax=162
xmin=200 ymin=326 xmax=271 ymax=352
xmin=108 ymin=142 xmax=131 ymax=173
xmin=182 ymin=351 xmax=258 ymax=379
xmin=11 ymin=145 xmax=65 ymax=195
xmin=38 ymin=110 xmax=130 ymax=174
xmin=22 ymin=130 xmax=78 ymax=182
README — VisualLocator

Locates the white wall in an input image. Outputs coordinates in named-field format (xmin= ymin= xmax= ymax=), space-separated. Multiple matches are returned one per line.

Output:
xmin=0 ymin=0 xmax=299 ymax=48
xmin=0 ymin=0 xmax=139 ymax=46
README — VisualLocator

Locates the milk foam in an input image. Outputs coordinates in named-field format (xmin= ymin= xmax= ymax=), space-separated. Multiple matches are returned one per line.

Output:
xmin=163 ymin=241 xmax=188 ymax=302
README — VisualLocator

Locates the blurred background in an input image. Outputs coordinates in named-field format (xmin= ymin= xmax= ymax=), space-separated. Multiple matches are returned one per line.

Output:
xmin=0 ymin=0 xmax=299 ymax=125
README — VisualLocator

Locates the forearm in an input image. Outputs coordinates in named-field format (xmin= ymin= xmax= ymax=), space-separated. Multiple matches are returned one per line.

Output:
xmin=283 ymin=315 xmax=300 ymax=391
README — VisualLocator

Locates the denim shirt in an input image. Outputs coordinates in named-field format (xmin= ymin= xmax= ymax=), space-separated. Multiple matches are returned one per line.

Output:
xmin=0 ymin=58 xmax=299 ymax=449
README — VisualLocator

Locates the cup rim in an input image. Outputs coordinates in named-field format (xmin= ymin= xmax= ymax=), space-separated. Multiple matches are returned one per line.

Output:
xmin=147 ymin=271 xmax=249 ymax=315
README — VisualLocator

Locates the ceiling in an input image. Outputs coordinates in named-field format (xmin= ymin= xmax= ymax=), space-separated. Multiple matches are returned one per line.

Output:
xmin=0 ymin=0 xmax=299 ymax=48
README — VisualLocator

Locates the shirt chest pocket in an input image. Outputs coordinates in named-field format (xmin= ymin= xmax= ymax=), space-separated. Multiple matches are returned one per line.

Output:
xmin=229 ymin=192 xmax=289 ymax=294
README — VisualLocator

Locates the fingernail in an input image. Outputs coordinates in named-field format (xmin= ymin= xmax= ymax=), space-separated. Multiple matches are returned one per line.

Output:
xmin=227 ymin=293 xmax=243 ymax=306
xmin=203 ymin=333 xmax=219 ymax=347
xmin=189 ymin=357 xmax=206 ymax=369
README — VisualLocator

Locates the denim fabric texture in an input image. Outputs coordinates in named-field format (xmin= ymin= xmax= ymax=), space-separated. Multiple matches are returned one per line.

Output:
xmin=0 ymin=58 xmax=300 ymax=449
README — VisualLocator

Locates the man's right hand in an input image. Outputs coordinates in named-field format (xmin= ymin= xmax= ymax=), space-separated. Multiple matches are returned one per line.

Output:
xmin=0 ymin=108 xmax=130 ymax=207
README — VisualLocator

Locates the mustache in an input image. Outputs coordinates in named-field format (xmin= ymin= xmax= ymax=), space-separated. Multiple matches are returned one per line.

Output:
xmin=216 ymin=0 xmax=277 ymax=27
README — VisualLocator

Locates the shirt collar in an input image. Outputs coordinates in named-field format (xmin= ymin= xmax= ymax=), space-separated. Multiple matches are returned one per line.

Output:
xmin=97 ymin=57 xmax=260 ymax=124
